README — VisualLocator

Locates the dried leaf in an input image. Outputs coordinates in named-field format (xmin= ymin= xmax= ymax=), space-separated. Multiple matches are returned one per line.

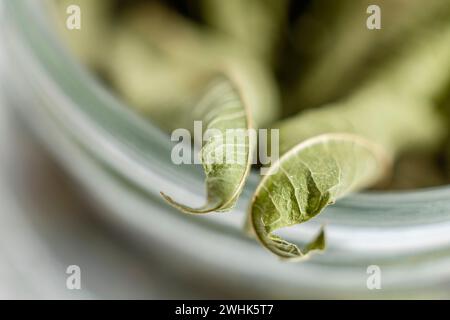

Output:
xmin=249 ymin=134 xmax=390 ymax=260
xmin=162 ymin=76 xmax=254 ymax=213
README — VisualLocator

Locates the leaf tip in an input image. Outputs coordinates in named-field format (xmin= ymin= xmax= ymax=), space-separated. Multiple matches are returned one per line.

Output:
xmin=160 ymin=191 xmax=222 ymax=214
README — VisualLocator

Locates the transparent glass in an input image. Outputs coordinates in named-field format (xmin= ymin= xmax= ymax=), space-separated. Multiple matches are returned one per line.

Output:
xmin=2 ymin=0 xmax=450 ymax=298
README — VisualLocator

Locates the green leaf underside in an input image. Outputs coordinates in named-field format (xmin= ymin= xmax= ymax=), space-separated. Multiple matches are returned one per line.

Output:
xmin=250 ymin=133 xmax=389 ymax=260
xmin=162 ymin=77 xmax=253 ymax=214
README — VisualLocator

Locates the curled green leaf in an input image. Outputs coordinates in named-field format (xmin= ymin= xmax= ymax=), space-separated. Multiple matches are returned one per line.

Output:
xmin=249 ymin=133 xmax=390 ymax=260
xmin=250 ymin=21 xmax=450 ymax=260
xmin=162 ymin=76 xmax=254 ymax=213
